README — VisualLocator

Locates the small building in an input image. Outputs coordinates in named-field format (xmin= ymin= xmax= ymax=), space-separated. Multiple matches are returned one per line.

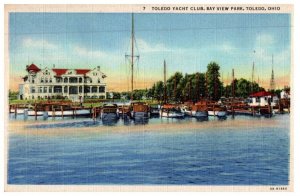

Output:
xmin=280 ymin=89 xmax=290 ymax=99
xmin=19 ymin=63 xmax=107 ymax=101
xmin=248 ymin=91 xmax=278 ymax=107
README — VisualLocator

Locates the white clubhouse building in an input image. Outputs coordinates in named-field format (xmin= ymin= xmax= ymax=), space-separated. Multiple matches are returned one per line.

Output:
xmin=19 ymin=63 xmax=107 ymax=101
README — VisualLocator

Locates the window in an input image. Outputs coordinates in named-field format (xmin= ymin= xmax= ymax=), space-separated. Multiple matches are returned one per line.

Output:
xmin=45 ymin=78 xmax=48 ymax=83
xmin=64 ymin=86 xmax=68 ymax=93
xmin=56 ymin=78 xmax=62 ymax=83
xmin=64 ymin=78 xmax=68 ymax=83
xmin=98 ymin=79 xmax=101 ymax=83
xmin=99 ymin=86 xmax=105 ymax=93
xmin=49 ymin=87 xmax=52 ymax=93
xmin=41 ymin=77 xmax=44 ymax=83
xmin=30 ymin=87 xmax=35 ymax=93
xmin=69 ymin=77 xmax=78 ymax=83
xmin=32 ymin=79 xmax=35 ymax=84
xmin=39 ymin=87 xmax=43 ymax=93
xmin=79 ymin=78 xmax=82 ymax=83
xmin=49 ymin=78 xmax=52 ymax=83
xmin=92 ymin=87 xmax=97 ymax=93
xmin=79 ymin=86 xmax=82 ymax=93
xmin=84 ymin=86 xmax=90 ymax=93
xmin=54 ymin=86 xmax=62 ymax=93
xmin=44 ymin=87 xmax=47 ymax=93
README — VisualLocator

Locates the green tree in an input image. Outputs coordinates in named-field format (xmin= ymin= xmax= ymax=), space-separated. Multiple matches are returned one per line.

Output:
xmin=154 ymin=81 xmax=164 ymax=102
xmin=166 ymin=72 xmax=183 ymax=102
xmin=206 ymin=62 xmax=222 ymax=101
xmin=236 ymin=78 xmax=251 ymax=98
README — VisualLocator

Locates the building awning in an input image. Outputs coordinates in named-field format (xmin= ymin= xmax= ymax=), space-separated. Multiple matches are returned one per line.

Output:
xmin=249 ymin=91 xmax=274 ymax=97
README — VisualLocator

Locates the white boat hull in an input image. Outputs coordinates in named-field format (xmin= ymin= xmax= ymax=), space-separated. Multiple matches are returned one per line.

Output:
xmin=27 ymin=110 xmax=44 ymax=116
xmin=161 ymin=112 xmax=184 ymax=118
xmin=10 ymin=109 xmax=26 ymax=114
xmin=208 ymin=110 xmax=227 ymax=117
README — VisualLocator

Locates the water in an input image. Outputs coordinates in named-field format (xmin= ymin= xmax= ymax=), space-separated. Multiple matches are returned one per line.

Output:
xmin=8 ymin=115 xmax=290 ymax=185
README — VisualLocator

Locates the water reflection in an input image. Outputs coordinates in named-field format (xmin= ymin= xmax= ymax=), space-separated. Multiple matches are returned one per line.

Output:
xmin=133 ymin=117 xmax=149 ymax=125
xmin=102 ymin=118 xmax=119 ymax=126
xmin=217 ymin=116 xmax=227 ymax=121
xmin=195 ymin=116 xmax=209 ymax=122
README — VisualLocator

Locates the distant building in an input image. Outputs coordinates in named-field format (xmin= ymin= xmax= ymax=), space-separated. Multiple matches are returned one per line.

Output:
xmin=19 ymin=63 xmax=107 ymax=101
xmin=248 ymin=91 xmax=278 ymax=107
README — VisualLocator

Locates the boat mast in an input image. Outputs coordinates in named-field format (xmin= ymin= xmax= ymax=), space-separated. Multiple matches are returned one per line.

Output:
xmin=251 ymin=50 xmax=255 ymax=93
xmin=164 ymin=60 xmax=167 ymax=104
xmin=232 ymin=69 xmax=235 ymax=99
xmin=131 ymin=13 xmax=134 ymax=100
xmin=270 ymin=54 xmax=275 ymax=90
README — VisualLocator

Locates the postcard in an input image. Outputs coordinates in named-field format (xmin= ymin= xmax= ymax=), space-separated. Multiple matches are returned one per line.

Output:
xmin=4 ymin=4 xmax=293 ymax=191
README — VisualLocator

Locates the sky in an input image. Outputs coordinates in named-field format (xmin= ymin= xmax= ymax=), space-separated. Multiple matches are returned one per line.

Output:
xmin=8 ymin=13 xmax=291 ymax=91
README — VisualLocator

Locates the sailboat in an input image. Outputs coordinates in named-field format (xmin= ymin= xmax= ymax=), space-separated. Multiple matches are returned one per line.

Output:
xmin=160 ymin=60 xmax=184 ymax=118
xmin=126 ymin=13 xmax=149 ymax=119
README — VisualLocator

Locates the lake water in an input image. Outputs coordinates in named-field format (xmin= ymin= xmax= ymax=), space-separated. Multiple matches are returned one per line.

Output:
xmin=8 ymin=115 xmax=290 ymax=185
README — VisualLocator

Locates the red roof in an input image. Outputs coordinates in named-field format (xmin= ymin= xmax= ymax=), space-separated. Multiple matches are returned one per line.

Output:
xmin=250 ymin=91 xmax=273 ymax=97
xmin=75 ymin=69 xmax=90 ymax=75
xmin=26 ymin=63 xmax=40 ymax=73
xmin=52 ymin=69 xmax=68 ymax=76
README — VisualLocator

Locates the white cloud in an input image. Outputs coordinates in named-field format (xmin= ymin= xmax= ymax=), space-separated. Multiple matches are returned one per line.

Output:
xmin=73 ymin=46 xmax=108 ymax=59
xmin=22 ymin=38 xmax=57 ymax=49
xmin=136 ymin=39 xmax=170 ymax=53
xmin=218 ymin=42 xmax=235 ymax=53
xmin=256 ymin=34 xmax=275 ymax=46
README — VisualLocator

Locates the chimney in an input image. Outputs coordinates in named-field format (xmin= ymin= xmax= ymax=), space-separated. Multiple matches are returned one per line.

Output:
xmin=97 ymin=66 xmax=100 ymax=71
xmin=53 ymin=64 xmax=55 ymax=68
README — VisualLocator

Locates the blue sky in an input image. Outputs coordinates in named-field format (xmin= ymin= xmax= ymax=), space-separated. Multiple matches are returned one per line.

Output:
xmin=9 ymin=13 xmax=291 ymax=91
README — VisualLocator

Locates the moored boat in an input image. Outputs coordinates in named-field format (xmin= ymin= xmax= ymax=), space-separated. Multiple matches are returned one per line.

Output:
xmin=161 ymin=104 xmax=184 ymax=118
xmin=131 ymin=102 xmax=149 ymax=119
xmin=191 ymin=100 xmax=208 ymax=118
xmin=149 ymin=104 xmax=160 ymax=116
xmin=101 ymin=104 xmax=119 ymax=120
xmin=208 ymin=103 xmax=227 ymax=117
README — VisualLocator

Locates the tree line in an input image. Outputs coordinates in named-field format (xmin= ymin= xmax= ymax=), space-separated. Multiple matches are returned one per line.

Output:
xmin=108 ymin=61 xmax=267 ymax=102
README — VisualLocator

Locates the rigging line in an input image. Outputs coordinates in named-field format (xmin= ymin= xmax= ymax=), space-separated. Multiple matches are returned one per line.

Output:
xmin=133 ymin=35 xmax=140 ymax=57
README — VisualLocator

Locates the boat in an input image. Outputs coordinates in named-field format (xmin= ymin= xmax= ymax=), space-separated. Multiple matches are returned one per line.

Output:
xmin=161 ymin=104 xmax=184 ymax=118
xmin=101 ymin=104 xmax=119 ymax=120
xmin=191 ymin=100 xmax=208 ymax=118
xmin=10 ymin=108 xmax=26 ymax=114
xmin=181 ymin=101 xmax=193 ymax=117
xmin=208 ymin=103 xmax=227 ymax=117
xmin=118 ymin=104 xmax=131 ymax=118
xmin=131 ymin=102 xmax=149 ymax=119
xmin=149 ymin=104 xmax=160 ymax=116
